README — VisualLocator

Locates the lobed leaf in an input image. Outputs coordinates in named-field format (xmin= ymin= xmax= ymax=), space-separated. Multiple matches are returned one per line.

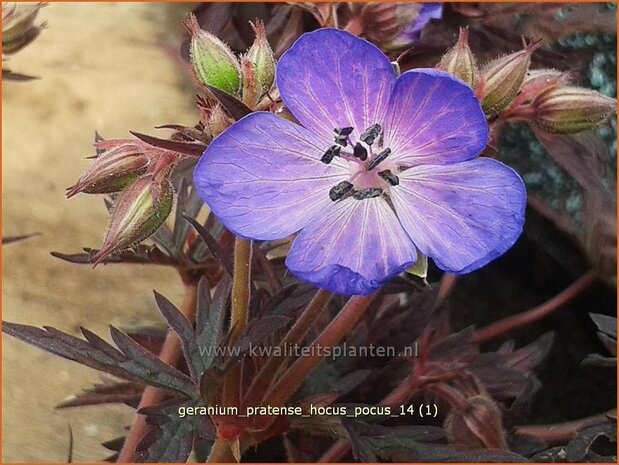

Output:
xmin=2 ymin=322 xmax=196 ymax=396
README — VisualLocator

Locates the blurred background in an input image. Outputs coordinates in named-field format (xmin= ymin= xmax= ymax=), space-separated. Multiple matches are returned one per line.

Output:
xmin=2 ymin=3 xmax=199 ymax=461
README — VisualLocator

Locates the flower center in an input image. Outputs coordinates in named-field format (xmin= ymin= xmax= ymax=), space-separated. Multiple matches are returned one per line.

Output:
xmin=321 ymin=124 xmax=399 ymax=202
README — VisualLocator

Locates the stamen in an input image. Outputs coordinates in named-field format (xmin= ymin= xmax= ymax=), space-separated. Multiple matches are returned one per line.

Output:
xmin=329 ymin=181 xmax=354 ymax=201
xmin=378 ymin=169 xmax=399 ymax=186
xmin=321 ymin=145 xmax=341 ymax=164
xmin=353 ymin=187 xmax=383 ymax=200
xmin=353 ymin=142 xmax=368 ymax=161
xmin=360 ymin=124 xmax=381 ymax=145
xmin=368 ymin=148 xmax=391 ymax=170
xmin=334 ymin=127 xmax=354 ymax=136
xmin=334 ymin=127 xmax=354 ymax=147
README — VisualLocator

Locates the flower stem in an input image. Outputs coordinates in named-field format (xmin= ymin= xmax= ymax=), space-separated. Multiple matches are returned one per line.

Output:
xmin=262 ymin=293 xmax=378 ymax=409
xmin=473 ymin=270 xmax=597 ymax=344
xmin=242 ymin=289 xmax=333 ymax=408
xmin=223 ymin=237 xmax=253 ymax=413
xmin=230 ymin=237 xmax=253 ymax=341
xmin=514 ymin=409 xmax=616 ymax=445
xmin=117 ymin=282 xmax=198 ymax=463
xmin=206 ymin=438 xmax=237 ymax=463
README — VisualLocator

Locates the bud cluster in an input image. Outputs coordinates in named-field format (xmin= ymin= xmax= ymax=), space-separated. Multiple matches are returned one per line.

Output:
xmin=436 ymin=30 xmax=616 ymax=134
xmin=185 ymin=14 xmax=275 ymax=109
xmin=2 ymin=2 xmax=46 ymax=56
xmin=68 ymin=138 xmax=183 ymax=265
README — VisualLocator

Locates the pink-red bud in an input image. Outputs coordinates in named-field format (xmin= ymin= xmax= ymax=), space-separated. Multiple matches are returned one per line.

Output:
xmin=437 ymin=28 xmax=478 ymax=87
xmin=479 ymin=40 xmax=542 ymax=116
xmin=247 ymin=20 xmax=275 ymax=100
xmin=91 ymin=175 xmax=174 ymax=266
xmin=66 ymin=140 xmax=155 ymax=198
xmin=2 ymin=2 xmax=46 ymax=55
xmin=444 ymin=394 xmax=508 ymax=450
xmin=533 ymin=86 xmax=617 ymax=134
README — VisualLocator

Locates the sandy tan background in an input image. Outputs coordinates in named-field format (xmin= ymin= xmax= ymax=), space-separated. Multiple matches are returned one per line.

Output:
xmin=3 ymin=3 xmax=201 ymax=461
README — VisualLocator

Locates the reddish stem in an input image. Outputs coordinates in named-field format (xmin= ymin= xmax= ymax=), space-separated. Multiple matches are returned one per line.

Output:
xmin=262 ymin=293 xmax=378 ymax=409
xmin=514 ymin=409 xmax=616 ymax=445
xmin=242 ymin=289 xmax=333 ymax=408
xmin=117 ymin=282 xmax=198 ymax=463
xmin=473 ymin=271 xmax=597 ymax=344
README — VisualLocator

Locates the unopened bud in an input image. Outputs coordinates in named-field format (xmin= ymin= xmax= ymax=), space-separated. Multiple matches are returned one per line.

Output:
xmin=185 ymin=14 xmax=241 ymax=95
xmin=479 ymin=40 xmax=542 ymax=116
xmin=66 ymin=140 xmax=152 ymax=198
xmin=208 ymin=105 xmax=234 ymax=137
xmin=2 ymin=2 xmax=46 ymax=55
xmin=534 ymin=86 xmax=616 ymax=134
xmin=437 ymin=28 xmax=478 ymax=87
xmin=444 ymin=395 xmax=507 ymax=450
xmin=240 ymin=55 xmax=258 ymax=108
xmin=92 ymin=175 xmax=174 ymax=266
xmin=247 ymin=20 xmax=275 ymax=99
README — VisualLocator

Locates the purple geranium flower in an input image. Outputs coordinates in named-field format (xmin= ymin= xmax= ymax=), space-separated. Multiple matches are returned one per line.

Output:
xmin=194 ymin=29 xmax=526 ymax=296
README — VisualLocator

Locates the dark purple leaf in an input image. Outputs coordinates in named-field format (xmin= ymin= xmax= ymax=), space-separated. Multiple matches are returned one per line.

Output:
xmin=129 ymin=131 xmax=206 ymax=157
xmin=134 ymin=398 xmax=215 ymax=463
xmin=2 ymin=322 xmax=195 ymax=396
xmin=183 ymin=215 xmax=233 ymax=275
xmin=2 ymin=233 xmax=40 ymax=244
xmin=173 ymin=181 xmax=203 ymax=251
xmin=590 ymin=313 xmax=617 ymax=340
xmin=2 ymin=69 xmax=38 ymax=81
xmin=205 ymin=85 xmax=252 ymax=121
xmin=57 ymin=381 xmax=144 ymax=409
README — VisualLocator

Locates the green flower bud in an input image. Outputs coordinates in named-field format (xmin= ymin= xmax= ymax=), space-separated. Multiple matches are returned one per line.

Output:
xmin=247 ymin=20 xmax=275 ymax=99
xmin=534 ymin=86 xmax=617 ymax=134
xmin=185 ymin=14 xmax=241 ymax=95
xmin=92 ymin=175 xmax=173 ymax=266
xmin=479 ymin=40 xmax=541 ymax=116
xmin=437 ymin=28 xmax=478 ymax=87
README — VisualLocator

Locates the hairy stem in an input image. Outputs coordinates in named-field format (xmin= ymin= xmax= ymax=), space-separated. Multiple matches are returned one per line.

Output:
xmin=242 ymin=289 xmax=333 ymax=408
xmin=473 ymin=271 xmax=597 ymax=344
xmin=223 ymin=237 xmax=253 ymax=416
xmin=230 ymin=237 xmax=253 ymax=342
xmin=263 ymin=293 xmax=378 ymax=409
xmin=117 ymin=282 xmax=198 ymax=463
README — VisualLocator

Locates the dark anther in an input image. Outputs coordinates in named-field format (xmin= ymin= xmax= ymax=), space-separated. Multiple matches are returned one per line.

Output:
xmin=378 ymin=169 xmax=399 ymax=186
xmin=334 ymin=126 xmax=354 ymax=147
xmin=334 ymin=135 xmax=348 ymax=147
xmin=360 ymin=123 xmax=381 ymax=145
xmin=329 ymin=181 xmax=354 ymax=201
xmin=353 ymin=142 xmax=368 ymax=161
xmin=334 ymin=126 xmax=354 ymax=136
xmin=321 ymin=145 xmax=341 ymax=164
xmin=353 ymin=187 xmax=383 ymax=200
xmin=368 ymin=148 xmax=391 ymax=170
